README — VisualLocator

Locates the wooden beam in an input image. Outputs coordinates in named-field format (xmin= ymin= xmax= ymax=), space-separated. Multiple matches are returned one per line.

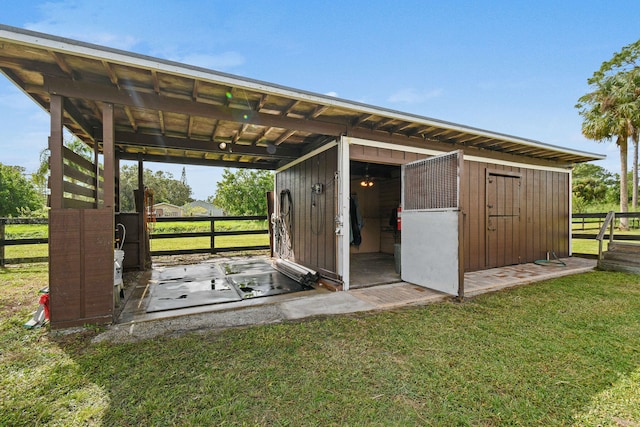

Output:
xmin=123 ymin=106 xmax=137 ymax=131
xmin=94 ymin=136 xmax=100 ymax=208
xmin=257 ymin=94 xmax=268 ymax=111
xmin=151 ymin=70 xmax=160 ymax=94
xmin=102 ymin=61 xmax=120 ymax=87
xmin=49 ymin=95 xmax=64 ymax=209
xmin=117 ymin=152 xmax=278 ymax=169
xmin=274 ymin=130 xmax=295 ymax=146
xmin=158 ymin=111 xmax=165 ymax=134
xmin=44 ymin=75 xmax=347 ymax=136
xmin=102 ymin=103 xmax=115 ymax=209
xmin=283 ymin=100 xmax=301 ymax=115
xmin=192 ymin=80 xmax=200 ymax=100
xmin=113 ymin=131 xmax=300 ymax=159
xmin=371 ymin=118 xmax=395 ymax=131
xmin=50 ymin=52 xmax=73 ymax=76
xmin=188 ymin=116 xmax=195 ymax=138
xmin=352 ymin=113 xmax=375 ymax=127
xmin=62 ymin=98 xmax=97 ymax=141
xmin=310 ymin=105 xmax=330 ymax=118
xmin=0 ymin=57 xmax=67 ymax=78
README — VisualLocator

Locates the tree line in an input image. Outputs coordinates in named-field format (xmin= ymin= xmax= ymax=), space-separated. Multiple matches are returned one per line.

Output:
xmin=576 ymin=39 xmax=640 ymax=227
xmin=0 ymin=138 xmax=274 ymax=217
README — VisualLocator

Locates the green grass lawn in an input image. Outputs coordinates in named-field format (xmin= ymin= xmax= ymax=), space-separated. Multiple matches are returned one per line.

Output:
xmin=1 ymin=264 xmax=639 ymax=425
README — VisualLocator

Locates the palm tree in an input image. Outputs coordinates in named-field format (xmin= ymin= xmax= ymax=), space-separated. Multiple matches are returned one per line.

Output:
xmin=587 ymin=40 xmax=640 ymax=210
xmin=577 ymin=73 xmax=637 ymax=229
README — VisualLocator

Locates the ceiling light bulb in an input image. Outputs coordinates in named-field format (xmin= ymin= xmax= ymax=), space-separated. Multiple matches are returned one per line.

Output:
xmin=218 ymin=142 xmax=227 ymax=150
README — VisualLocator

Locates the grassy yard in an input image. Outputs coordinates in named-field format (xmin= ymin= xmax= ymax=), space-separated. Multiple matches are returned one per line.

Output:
xmin=1 ymin=264 xmax=639 ymax=425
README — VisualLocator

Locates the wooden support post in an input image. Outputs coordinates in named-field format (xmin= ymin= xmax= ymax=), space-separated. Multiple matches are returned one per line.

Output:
xmin=210 ymin=218 xmax=216 ymax=254
xmin=115 ymin=155 xmax=120 ymax=212
xmin=49 ymin=95 xmax=64 ymax=209
xmin=137 ymin=156 xmax=149 ymax=269
xmin=94 ymin=139 xmax=100 ymax=208
xmin=0 ymin=219 xmax=5 ymax=267
xmin=102 ymin=103 xmax=115 ymax=209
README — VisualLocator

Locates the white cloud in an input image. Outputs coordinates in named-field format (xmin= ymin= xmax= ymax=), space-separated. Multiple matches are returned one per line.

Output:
xmin=387 ymin=88 xmax=443 ymax=104
xmin=325 ymin=91 xmax=339 ymax=97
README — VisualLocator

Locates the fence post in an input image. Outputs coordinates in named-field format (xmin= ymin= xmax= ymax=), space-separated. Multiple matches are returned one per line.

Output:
xmin=0 ymin=219 xmax=5 ymax=267
xmin=210 ymin=217 xmax=216 ymax=254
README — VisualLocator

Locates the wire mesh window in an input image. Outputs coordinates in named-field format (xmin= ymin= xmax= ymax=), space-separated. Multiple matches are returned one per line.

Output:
xmin=403 ymin=151 xmax=460 ymax=211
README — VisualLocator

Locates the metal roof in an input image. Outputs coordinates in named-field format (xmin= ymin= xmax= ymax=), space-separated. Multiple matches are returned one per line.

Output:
xmin=0 ymin=24 xmax=604 ymax=169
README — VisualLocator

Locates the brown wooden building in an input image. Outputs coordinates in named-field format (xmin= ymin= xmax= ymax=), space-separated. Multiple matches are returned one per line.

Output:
xmin=0 ymin=25 xmax=604 ymax=327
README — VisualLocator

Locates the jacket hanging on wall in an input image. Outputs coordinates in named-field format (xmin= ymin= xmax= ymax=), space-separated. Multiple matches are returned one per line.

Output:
xmin=350 ymin=195 xmax=363 ymax=246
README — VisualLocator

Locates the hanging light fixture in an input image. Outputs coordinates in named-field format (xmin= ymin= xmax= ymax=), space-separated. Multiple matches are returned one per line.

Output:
xmin=360 ymin=164 xmax=374 ymax=187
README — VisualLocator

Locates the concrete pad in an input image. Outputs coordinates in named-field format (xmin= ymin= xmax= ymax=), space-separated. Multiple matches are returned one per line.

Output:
xmin=350 ymin=282 xmax=447 ymax=308
xmin=95 ymin=304 xmax=285 ymax=343
xmin=280 ymin=292 xmax=376 ymax=320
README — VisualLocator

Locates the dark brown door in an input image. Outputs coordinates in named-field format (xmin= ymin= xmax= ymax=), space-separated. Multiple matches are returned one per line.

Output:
xmin=486 ymin=172 xmax=521 ymax=268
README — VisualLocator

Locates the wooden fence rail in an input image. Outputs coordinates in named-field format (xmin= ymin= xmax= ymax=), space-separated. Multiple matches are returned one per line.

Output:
xmin=572 ymin=212 xmax=640 ymax=231
xmin=3 ymin=213 xmax=639 ymax=266
xmin=149 ymin=215 xmax=270 ymax=256
xmin=0 ymin=218 xmax=49 ymax=266
xmin=0 ymin=215 xmax=269 ymax=266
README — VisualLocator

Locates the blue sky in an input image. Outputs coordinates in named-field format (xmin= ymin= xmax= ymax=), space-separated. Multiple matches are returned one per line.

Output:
xmin=1 ymin=0 xmax=639 ymax=200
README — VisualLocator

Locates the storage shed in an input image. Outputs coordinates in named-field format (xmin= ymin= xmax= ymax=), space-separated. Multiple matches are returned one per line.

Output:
xmin=0 ymin=25 xmax=604 ymax=327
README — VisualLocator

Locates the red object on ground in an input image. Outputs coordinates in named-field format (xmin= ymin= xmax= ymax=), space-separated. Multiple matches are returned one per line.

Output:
xmin=397 ymin=206 xmax=402 ymax=231
xmin=39 ymin=293 xmax=50 ymax=320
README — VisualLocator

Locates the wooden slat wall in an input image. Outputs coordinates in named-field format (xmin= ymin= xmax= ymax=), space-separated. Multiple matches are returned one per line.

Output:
xmin=462 ymin=161 xmax=569 ymax=272
xmin=49 ymin=208 xmax=114 ymax=328
xmin=60 ymin=146 xmax=101 ymax=209
xmin=275 ymin=147 xmax=338 ymax=276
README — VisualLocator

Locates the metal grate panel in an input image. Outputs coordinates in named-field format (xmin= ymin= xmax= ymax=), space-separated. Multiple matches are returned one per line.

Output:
xmin=403 ymin=150 xmax=460 ymax=211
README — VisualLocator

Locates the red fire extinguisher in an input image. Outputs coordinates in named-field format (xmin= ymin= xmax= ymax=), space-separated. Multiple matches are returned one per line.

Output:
xmin=397 ymin=206 xmax=402 ymax=231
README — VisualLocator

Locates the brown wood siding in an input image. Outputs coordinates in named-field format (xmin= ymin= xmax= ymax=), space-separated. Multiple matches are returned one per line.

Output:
xmin=461 ymin=161 xmax=569 ymax=272
xmin=275 ymin=147 xmax=338 ymax=276
xmin=346 ymin=143 xmax=571 ymax=273
xmin=350 ymin=144 xmax=424 ymax=165
xmin=49 ymin=208 xmax=114 ymax=328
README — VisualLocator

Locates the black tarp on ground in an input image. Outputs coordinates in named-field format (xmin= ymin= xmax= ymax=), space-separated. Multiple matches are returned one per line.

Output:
xmin=146 ymin=258 xmax=313 ymax=313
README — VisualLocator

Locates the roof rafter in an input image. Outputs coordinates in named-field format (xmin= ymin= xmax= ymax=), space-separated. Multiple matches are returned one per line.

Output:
xmin=118 ymin=151 xmax=277 ymax=169
xmin=113 ymin=130 xmax=300 ymax=160
xmin=51 ymin=52 xmax=73 ymax=77
xmin=44 ymin=75 xmax=347 ymax=136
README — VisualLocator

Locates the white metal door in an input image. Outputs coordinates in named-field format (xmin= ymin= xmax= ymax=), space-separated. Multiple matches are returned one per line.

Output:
xmin=401 ymin=150 xmax=463 ymax=296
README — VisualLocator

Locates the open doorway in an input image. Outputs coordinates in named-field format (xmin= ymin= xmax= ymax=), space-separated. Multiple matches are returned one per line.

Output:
xmin=348 ymin=161 xmax=402 ymax=288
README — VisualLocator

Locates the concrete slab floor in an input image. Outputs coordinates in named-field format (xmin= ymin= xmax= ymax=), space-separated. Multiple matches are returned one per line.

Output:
xmin=100 ymin=256 xmax=596 ymax=343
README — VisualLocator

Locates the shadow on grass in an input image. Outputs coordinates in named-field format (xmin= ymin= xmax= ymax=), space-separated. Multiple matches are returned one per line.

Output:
xmin=3 ymin=269 xmax=640 ymax=425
